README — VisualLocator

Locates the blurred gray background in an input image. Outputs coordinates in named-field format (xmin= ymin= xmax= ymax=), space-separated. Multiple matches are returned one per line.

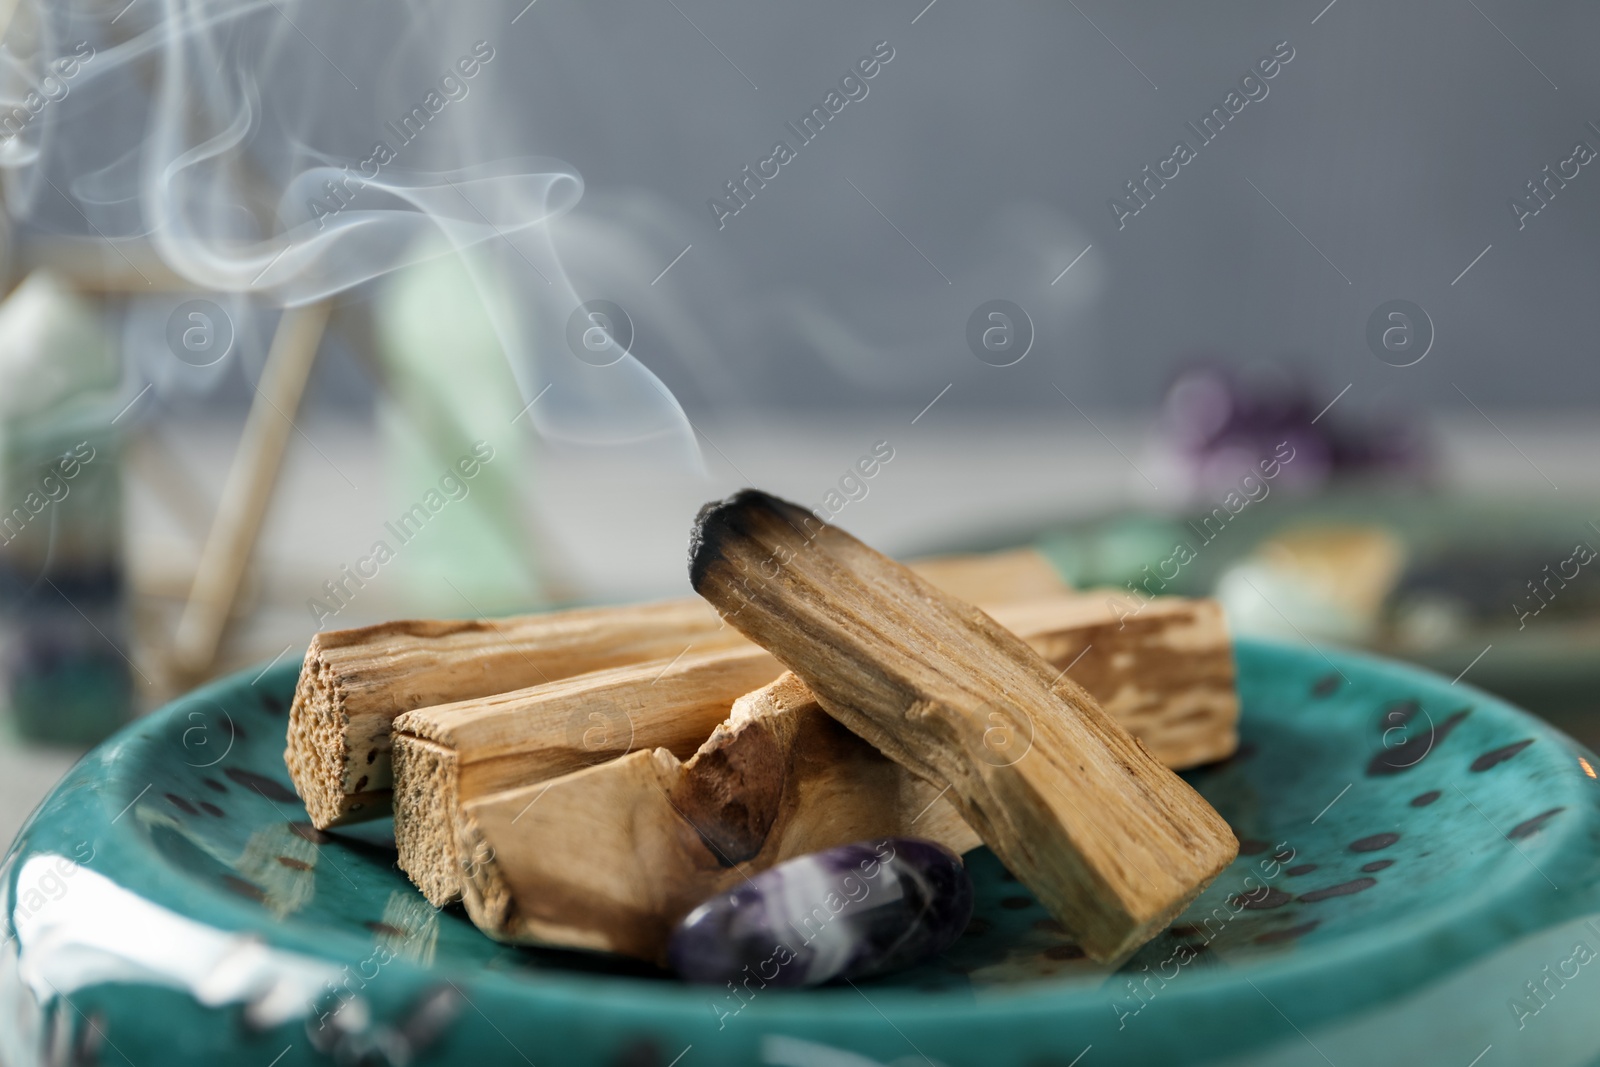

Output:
xmin=27 ymin=0 xmax=1600 ymax=419
xmin=504 ymin=0 xmax=1597 ymax=416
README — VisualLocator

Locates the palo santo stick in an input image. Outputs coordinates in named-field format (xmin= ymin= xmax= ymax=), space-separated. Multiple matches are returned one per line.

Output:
xmin=392 ymin=645 xmax=786 ymax=905
xmin=455 ymin=597 xmax=1236 ymax=962
xmin=421 ymin=595 xmax=1235 ymax=911
xmin=687 ymin=490 xmax=1238 ymax=962
xmin=899 ymin=547 xmax=1066 ymax=606
xmin=287 ymin=551 xmax=1069 ymax=829
xmin=991 ymin=596 xmax=1237 ymax=770
xmin=286 ymin=599 xmax=746 ymax=827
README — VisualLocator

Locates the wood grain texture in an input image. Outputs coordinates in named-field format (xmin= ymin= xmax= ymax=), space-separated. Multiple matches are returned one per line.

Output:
xmin=392 ymin=646 xmax=786 ymax=905
xmin=993 ymin=596 xmax=1238 ymax=769
xmin=457 ymin=673 xmax=964 ymax=963
xmin=451 ymin=597 xmax=1237 ymax=958
xmin=895 ymin=548 xmax=1067 ymax=606
xmin=687 ymin=490 xmax=1238 ymax=961
xmin=286 ymin=553 xmax=1070 ymax=829
xmin=284 ymin=599 xmax=744 ymax=827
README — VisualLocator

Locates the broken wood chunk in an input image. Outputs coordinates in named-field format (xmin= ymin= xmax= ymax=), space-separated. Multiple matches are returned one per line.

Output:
xmin=392 ymin=645 xmax=785 ymax=906
xmin=686 ymin=490 xmax=1238 ymax=961
xmin=451 ymin=595 xmax=1237 ymax=960
xmin=285 ymin=598 xmax=745 ymax=828
xmin=456 ymin=673 xmax=971 ymax=963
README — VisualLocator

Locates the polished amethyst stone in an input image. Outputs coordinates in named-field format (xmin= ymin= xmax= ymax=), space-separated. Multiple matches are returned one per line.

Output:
xmin=668 ymin=837 xmax=973 ymax=989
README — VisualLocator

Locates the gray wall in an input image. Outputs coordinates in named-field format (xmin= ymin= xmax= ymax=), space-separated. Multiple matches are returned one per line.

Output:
xmin=27 ymin=1 xmax=1600 ymax=418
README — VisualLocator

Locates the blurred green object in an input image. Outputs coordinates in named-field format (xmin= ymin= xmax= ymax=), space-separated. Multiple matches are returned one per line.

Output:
xmin=915 ymin=489 xmax=1600 ymax=748
xmin=6 ymin=641 xmax=128 ymax=745
xmin=0 ymin=271 xmax=129 ymax=745
xmin=934 ymin=487 xmax=1600 ymax=742
xmin=372 ymin=240 xmax=545 ymax=619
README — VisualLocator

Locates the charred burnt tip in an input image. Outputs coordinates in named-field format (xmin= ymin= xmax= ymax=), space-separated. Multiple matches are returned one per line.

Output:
xmin=687 ymin=490 xmax=759 ymax=592
xmin=687 ymin=489 xmax=817 ymax=591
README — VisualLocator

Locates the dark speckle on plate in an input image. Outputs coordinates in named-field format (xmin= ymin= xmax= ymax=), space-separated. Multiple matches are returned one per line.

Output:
xmin=1367 ymin=709 xmax=1471 ymax=776
xmin=1380 ymin=700 xmax=1420 ymax=728
xmin=1299 ymin=878 xmax=1378 ymax=903
xmin=166 ymin=794 xmax=197 ymax=815
xmin=1285 ymin=864 xmax=1318 ymax=877
xmin=1312 ymin=674 xmax=1342 ymax=697
xmin=1410 ymin=790 xmax=1441 ymax=807
xmin=1232 ymin=887 xmax=1293 ymax=910
xmin=1255 ymin=920 xmax=1321 ymax=945
xmin=221 ymin=875 xmax=266 ymax=902
xmin=1350 ymin=832 xmax=1400 ymax=853
xmin=224 ymin=767 xmax=300 ymax=803
xmin=1361 ymin=859 xmax=1395 ymax=873
xmin=1471 ymin=739 xmax=1536 ymax=772
xmin=607 ymin=1038 xmax=664 ymax=1067
xmin=1508 ymin=808 xmax=1566 ymax=841
xmin=277 ymin=856 xmax=312 ymax=871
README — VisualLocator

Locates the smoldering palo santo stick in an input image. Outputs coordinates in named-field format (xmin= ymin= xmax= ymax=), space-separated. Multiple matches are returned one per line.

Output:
xmin=453 ymin=594 xmax=1237 ymax=962
xmin=686 ymin=489 xmax=1238 ymax=962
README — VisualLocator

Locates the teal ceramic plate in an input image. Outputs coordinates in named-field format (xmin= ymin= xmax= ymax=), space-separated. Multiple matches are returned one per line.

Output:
xmin=4 ymin=639 xmax=1600 ymax=1067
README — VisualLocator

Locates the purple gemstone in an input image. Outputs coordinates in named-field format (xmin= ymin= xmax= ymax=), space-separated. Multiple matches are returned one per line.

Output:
xmin=668 ymin=837 xmax=973 ymax=988
xmin=1160 ymin=359 xmax=1433 ymax=497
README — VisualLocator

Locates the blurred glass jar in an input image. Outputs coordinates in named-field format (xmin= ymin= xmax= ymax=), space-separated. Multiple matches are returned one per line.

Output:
xmin=0 ymin=272 xmax=129 ymax=745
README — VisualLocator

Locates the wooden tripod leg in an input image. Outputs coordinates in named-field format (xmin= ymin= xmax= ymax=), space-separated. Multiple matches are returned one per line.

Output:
xmin=172 ymin=301 xmax=333 ymax=679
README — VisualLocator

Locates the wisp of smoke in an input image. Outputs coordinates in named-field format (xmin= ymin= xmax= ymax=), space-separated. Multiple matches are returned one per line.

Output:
xmin=0 ymin=0 xmax=700 ymax=460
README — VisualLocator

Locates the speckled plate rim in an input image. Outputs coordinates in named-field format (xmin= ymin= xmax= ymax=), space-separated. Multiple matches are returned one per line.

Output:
xmin=8 ymin=637 xmax=1599 ymax=1040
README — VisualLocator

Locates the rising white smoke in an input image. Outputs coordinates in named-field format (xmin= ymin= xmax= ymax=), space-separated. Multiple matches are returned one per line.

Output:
xmin=0 ymin=0 xmax=702 ymax=459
